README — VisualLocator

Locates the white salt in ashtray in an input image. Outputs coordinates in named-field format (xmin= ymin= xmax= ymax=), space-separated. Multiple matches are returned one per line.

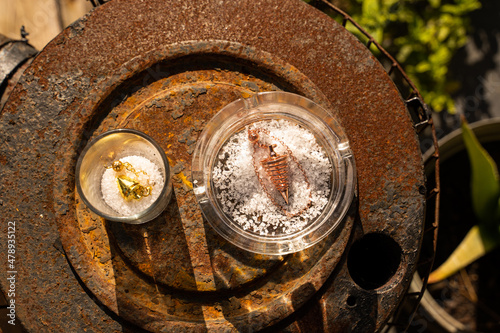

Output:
xmin=192 ymin=92 xmax=356 ymax=255
xmin=76 ymin=129 xmax=172 ymax=224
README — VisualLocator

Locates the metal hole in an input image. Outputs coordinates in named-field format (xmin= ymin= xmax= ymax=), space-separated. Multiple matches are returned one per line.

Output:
xmin=347 ymin=233 xmax=402 ymax=290
xmin=346 ymin=295 xmax=357 ymax=307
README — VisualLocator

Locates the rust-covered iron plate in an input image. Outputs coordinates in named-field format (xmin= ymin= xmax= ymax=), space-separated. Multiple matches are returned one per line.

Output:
xmin=0 ymin=0 xmax=425 ymax=332
xmin=57 ymin=40 xmax=354 ymax=331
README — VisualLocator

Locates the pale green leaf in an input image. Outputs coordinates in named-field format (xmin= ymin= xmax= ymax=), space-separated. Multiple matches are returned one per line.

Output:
xmin=429 ymin=0 xmax=441 ymax=8
xmin=362 ymin=0 xmax=379 ymax=16
xmin=446 ymin=98 xmax=456 ymax=114
xmin=428 ymin=225 xmax=498 ymax=283
xmin=462 ymin=118 xmax=500 ymax=225
xmin=415 ymin=61 xmax=431 ymax=73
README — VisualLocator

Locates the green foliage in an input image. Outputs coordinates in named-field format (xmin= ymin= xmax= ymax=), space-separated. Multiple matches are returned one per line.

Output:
xmin=345 ymin=0 xmax=481 ymax=112
xmin=461 ymin=118 xmax=500 ymax=229
xmin=429 ymin=119 xmax=500 ymax=283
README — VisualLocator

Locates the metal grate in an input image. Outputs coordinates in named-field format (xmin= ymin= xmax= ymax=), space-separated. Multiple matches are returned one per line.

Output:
xmin=309 ymin=1 xmax=441 ymax=331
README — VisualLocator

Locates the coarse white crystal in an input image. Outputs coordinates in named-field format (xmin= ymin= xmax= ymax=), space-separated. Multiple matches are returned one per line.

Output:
xmin=212 ymin=119 xmax=333 ymax=236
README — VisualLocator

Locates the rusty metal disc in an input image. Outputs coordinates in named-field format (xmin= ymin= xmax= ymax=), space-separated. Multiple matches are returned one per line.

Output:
xmin=55 ymin=40 xmax=354 ymax=331
xmin=0 ymin=0 xmax=425 ymax=331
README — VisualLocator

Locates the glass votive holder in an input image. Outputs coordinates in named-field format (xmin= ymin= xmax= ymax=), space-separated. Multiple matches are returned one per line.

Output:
xmin=76 ymin=129 xmax=172 ymax=224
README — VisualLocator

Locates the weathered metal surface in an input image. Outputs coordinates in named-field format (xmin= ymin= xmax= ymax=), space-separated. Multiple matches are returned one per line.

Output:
xmin=0 ymin=0 xmax=425 ymax=332
xmin=55 ymin=41 xmax=353 ymax=332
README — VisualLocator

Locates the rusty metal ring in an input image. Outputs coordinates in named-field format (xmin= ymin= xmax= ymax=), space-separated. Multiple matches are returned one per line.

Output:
xmin=53 ymin=40 xmax=354 ymax=332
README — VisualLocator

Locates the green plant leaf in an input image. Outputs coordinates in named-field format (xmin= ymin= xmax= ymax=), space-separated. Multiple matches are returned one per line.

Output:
xmin=429 ymin=0 xmax=441 ymax=8
xmin=321 ymin=0 xmax=481 ymax=113
xmin=415 ymin=61 xmax=431 ymax=73
xmin=461 ymin=117 xmax=500 ymax=226
xmin=428 ymin=225 xmax=498 ymax=283
xmin=362 ymin=0 xmax=379 ymax=16
xmin=429 ymin=119 xmax=500 ymax=284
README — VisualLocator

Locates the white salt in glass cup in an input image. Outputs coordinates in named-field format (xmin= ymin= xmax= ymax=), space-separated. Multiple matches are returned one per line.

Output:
xmin=192 ymin=91 xmax=356 ymax=255
xmin=76 ymin=129 xmax=172 ymax=224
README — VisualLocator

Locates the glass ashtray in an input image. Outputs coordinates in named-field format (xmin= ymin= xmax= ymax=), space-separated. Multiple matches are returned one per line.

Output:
xmin=192 ymin=92 xmax=356 ymax=254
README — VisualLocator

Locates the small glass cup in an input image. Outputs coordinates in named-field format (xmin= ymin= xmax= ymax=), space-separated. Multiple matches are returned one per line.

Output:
xmin=192 ymin=92 xmax=356 ymax=255
xmin=76 ymin=129 xmax=172 ymax=224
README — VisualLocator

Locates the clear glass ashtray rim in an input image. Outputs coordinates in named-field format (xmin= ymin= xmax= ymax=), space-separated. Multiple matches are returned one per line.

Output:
xmin=192 ymin=91 xmax=356 ymax=254
xmin=75 ymin=128 xmax=172 ymax=224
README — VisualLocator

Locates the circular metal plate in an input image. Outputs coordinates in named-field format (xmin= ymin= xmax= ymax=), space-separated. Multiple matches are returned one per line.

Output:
xmin=56 ymin=40 xmax=353 ymax=331
xmin=0 ymin=0 xmax=425 ymax=331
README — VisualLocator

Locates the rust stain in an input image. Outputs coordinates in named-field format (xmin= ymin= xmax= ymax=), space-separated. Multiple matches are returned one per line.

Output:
xmin=178 ymin=172 xmax=193 ymax=189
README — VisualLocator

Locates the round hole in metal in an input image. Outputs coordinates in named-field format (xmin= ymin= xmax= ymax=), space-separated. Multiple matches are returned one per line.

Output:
xmin=346 ymin=295 xmax=357 ymax=307
xmin=347 ymin=233 xmax=402 ymax=290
